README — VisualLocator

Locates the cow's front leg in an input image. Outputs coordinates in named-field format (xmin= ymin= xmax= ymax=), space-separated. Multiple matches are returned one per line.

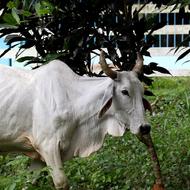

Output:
xmin=137 ymin=133 xmax=164 ymax=190
xmin=39 ymin=141 xmax=69 ymax=190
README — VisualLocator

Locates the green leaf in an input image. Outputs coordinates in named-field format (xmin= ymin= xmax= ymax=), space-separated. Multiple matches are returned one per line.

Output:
xmin=7 ymin=183 xmax=16 ymax=190
xmin=149 ymin=62 xmax=158 ymax=68
xmin=0 ymin=29 xmax=20 ymax=38
xmin=143 ymin=65 xmax=154 ymax=75
xmin=5 ymin=35 xmax=26 ymax=45
xmin=21 ymin=10 xmax=32 ymax=17
xmin=2 ymin=13 xmax=17 ymax=25
xmin=35 ymin=1 xmax=54 ymax=16
xmin=7 ymin=0 xmax=20 ymax=9
xmin=34 ymin=2 xmax=41 ymax=16
xmin=154 ymin=66 xmax=171 ymax=75
xmin=7 ymin=1 xmax=17 ymax=9
xmin=19 ymin=40 xmax=35 ymax=49
xmin=0 ymin=43 xmax=18 ymax=58
xmin=24 ymin=57 xmax=44 ymax=66
xmin=4 ymin=34 xmax=19 ymax=41
xmin=176 ymin=35 xmax=190 ymax=50
xmin=176 ymin=49 xmax=190 ymax=62
xmin=11 ymin=8 xmax=20 ymax=24
xmin=0 ymin=23 xmax=18 ymax=28
xmin=17 ymin=56 xmax=36 ymax=62
xmin=44 ymin=53 xmax=65 ymax=63
xmin=144 ymin=14 xmax=156 ymax=31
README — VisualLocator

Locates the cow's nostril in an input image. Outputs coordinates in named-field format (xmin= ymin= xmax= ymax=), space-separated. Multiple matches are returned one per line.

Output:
xmin=140 ymin=124 xmax=151 ymax=135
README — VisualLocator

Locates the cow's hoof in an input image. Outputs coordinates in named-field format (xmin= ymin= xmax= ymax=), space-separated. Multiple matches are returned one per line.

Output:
xmin=152 ymin=184 xmax=165 ymax=190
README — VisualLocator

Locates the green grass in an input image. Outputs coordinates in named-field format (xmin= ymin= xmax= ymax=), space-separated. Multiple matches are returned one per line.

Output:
xmin=0 ymin=77 xmax=190 ymax=190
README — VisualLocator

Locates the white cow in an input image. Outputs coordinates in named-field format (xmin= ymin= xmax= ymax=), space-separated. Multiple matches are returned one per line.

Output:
xmin=0 ymin=51 xmax=151 ymax=189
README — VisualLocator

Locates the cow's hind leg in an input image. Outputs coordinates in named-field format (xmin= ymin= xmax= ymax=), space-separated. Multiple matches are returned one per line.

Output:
xmin=39 ymin=140 xmax=69 ymax=190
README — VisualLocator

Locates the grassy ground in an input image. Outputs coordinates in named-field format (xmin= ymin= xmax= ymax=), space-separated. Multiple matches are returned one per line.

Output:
xmin=0 ymin=77 xmax=190 ymax=190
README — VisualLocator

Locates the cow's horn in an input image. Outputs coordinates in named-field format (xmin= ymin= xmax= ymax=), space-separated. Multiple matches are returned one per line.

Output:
xmin=132 ymin=52 xmax=143 ymax=75
xmin=99 ymin=50 xmax=117 ymax=79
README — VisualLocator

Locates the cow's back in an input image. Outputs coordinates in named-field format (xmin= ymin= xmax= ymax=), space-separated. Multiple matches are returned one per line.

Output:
xmin=0 ymin=65 xmax=34 ymax=142
xmin=32 ymin=60 xmax=80 ymax=111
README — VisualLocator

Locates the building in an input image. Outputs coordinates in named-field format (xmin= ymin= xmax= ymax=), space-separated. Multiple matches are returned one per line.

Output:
xmin=135 ymin=1 xmax=190 ymax=75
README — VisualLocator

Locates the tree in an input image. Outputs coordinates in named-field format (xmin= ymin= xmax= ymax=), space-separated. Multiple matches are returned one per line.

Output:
xmin=0 ymin=0 xmax=172 ymax=80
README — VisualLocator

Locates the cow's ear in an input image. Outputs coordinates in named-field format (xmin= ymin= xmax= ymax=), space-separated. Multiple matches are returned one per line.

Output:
xmin=143 ymin=98 xmax=152 ymax=113
xmin=98 ymin=98 xmax=112 ymax=118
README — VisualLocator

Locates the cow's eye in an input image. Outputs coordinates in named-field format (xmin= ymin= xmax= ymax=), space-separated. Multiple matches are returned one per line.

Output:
xmin=121 ymin=90 xmax=129 ymax=96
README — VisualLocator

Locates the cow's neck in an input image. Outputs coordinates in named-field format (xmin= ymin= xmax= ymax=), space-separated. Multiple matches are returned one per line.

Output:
xmin=74 ymin=76 xmax=113 ymax=123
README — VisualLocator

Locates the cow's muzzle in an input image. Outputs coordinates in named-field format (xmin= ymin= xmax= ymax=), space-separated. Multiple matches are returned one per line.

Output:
xmin=140 ymin=124 xmax=151 ymax=135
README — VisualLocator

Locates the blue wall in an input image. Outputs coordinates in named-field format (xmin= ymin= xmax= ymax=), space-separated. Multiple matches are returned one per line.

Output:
xmin=0 ymin=38 xmax=12 ymax=66
xmin=144 ymin=55 xmax=190 ymax=70
xmin=0 ymin=58 xmax=11 ymax=66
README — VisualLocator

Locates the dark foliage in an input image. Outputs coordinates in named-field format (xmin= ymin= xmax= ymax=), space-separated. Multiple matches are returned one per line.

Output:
xmin=0 ymin=0 xmax=171 ymax=82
